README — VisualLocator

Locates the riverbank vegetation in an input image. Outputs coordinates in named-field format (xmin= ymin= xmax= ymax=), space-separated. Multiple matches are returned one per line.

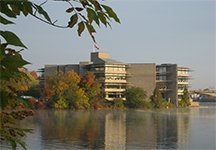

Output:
xmin=44 ymin=71 xmax=102 ymax=110
xmin=21 ymin=73 xmax=189 ymax=110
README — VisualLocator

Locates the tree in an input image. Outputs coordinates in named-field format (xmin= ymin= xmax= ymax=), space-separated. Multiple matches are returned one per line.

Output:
xmin=125 ymin=87 xmax=148 ymax=108
xmin=54 ymin=96 xmax=69 ymax=109
xmin=0 ymin=0 xmax=120 ymax=149
xmin=66 ymin=88 xmax=90 ymax=109
xmin=151 ymin=86 xmax=165 ymax=108
xmin=178 ymin=88 xmax=190 ymax=107
xmin=80 ymin=72 xmax=101 ymax=108
xmin=44 ymin=71 xmax=91 ymax=109
xmin=19 ymin=71 xmax=40 ymax=98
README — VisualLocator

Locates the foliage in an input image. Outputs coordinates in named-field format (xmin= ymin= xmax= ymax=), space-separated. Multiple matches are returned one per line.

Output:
xmin=0 ymin=109 xmax=33 ymax=150
xmin=1 ymin=0 xmax=120 ymax=149
xmin=125 ymin=87 xmax=148 ymax=108
xmin=178 ymin=88 xmax=190 ymax=107
xmin=113 ymin=98 xmax=125 ymax=109
xmin=80 ymin=72 xmax=101 ymax=108
xmin=44 ymin=71 xmax=91 ymax=110
xmin=54 ymin=97 xmax=69 ymax=109
xmin=19 ymin=71 xmax=40 ymax=99
xmin=151 ymin=87 xmax=166 ymax=108
xmin=66 ymin=88 xmax=90 ymax=109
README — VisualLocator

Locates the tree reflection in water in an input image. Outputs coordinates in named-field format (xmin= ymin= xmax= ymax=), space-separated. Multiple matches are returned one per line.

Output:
xmin=17 ymin=109 xmax=195 ymax=150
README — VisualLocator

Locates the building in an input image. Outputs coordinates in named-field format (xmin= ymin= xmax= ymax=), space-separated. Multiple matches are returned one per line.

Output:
xmin=43 ymin=52 xmax=127 ymax=101
xmin=127 ymin=63 xmax=156 ymax=98
xmin=156 ymin=64 xmax=190 ymax=105
xmin=43 ymin=52 xmax=190 ymax=104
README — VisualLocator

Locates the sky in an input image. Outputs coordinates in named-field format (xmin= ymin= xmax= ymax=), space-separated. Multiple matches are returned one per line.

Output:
xmin=2 ymin=0 xmax=215 ymax=89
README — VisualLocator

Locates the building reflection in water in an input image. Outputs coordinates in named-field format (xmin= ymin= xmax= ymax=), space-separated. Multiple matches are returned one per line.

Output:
xmin=20 ymin=109 xmax=190 ymax=150
xmin=126 ymin=109 xmax=189 ymax=149
xmin=105 ymin=111 xmax=126 ymax=150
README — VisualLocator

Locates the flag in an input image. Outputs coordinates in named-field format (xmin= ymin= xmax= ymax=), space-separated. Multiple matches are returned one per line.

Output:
xmin=93 ymin=43 xmax=99 ymax=51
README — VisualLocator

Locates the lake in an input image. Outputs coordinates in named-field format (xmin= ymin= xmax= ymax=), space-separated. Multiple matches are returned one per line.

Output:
xmin=1 ymin=103 xmax=216 ymax=150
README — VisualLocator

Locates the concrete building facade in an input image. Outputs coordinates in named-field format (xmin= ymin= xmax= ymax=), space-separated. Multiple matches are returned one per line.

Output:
xmin=127 ymin=63 xmax=156 ymax=98
xmin=43 ymin=52 xmax=190 ymax=104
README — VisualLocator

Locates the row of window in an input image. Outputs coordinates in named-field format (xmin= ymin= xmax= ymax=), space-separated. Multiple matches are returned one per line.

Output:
xmin=156 ymin=67 xmax=167 ymax=73
xmin=93 ymin=67 xmax=126 ymax=72
xmin=105 ymin=67 xmax=125 ymax=71
xmin=105 ymin=92 xmax=125 ymax=98
xmin=178 ymin=79 xmax=188 ymax=82
xmin=105 ymin=85 xmax=126 ymax=89
xmin=105 ymin=76 xmax=126 ymax=80
xmin=156 ymin=76 xmax=167 ymax=80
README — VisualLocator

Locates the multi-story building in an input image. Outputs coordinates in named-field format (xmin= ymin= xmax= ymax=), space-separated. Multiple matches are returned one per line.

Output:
xmin=156 ymin=64 xmax=190 ymax=105
xmin=177 ymin=67 xmax=190 ymax=99
xmin=43 ymin=52 xmax=190 ymax=104
xmin=86 ymin=52 xmax=127 ymax=100
xmin=43 ymin=52 xmax=127 ymax=101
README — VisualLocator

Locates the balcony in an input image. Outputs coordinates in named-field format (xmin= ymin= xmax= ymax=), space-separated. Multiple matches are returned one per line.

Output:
xmin=105 ymin=70 xmax=126 ymax=74
xmin=104 ymin=79 xmax=127 ymax=83
xmin=177 ymin=73 xmax=189 ymax=77
xmin=105 ymin=97 xmax=126 ymax=101
xmin=178 ymin=81 xmax=189 ymax=85
xmin=104 ymin=88 xmax=126 ymax=92
xmin=178 ymin=89 xmax=184 ymax=94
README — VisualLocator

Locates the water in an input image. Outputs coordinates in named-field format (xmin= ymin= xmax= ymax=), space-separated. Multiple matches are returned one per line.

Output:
xmin=1 ymin=103 xmax=216 ymax=150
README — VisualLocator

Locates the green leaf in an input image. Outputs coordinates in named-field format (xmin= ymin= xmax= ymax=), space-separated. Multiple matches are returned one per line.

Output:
xmin=0 ymin=2 xmax=16 ymax=18
xmin=66 ymin=8 xmax=74 ymax=13
xmin=0 ymin=90 xmax=9 ymax=108
xmin=86 ymin=23 xmax=96 ymax=33
xmin=68 ymin=14 xmax=78 ymax=28
xmin=91 ymin=1 xmax=102 ymax=11
xmin=1 ymin=51 xmax=30 ymax=71
xmin=0 ymin=31 xmax=27 ymax=48
xmin=22 ymin=2 xmax=33 ymax=16
xmin=75 ymin=7 xmax=83 ymax=12
xmin=80 ymin=0 xmax=90 ymax=8
xmin=17 ymin=139 xmax=27 ymax=150
xmin=0 ymin=15 xmax=14 ymax=25
xmin=9 ymin=3 xmax=21 ymax=16
xmin=87 ymin=7 xmax=100 ymax=26
xmin=101 ymin=4 xmax=120 ymax=23
xmin=98 ymin=12 xmax=107 ymax=26
xmin=87 ymin=8 xmax=94 ymax=24
xmin=11 ymin=140 xmax=17 ymax=150
xmin=77 ymin=22 xmax=85 ymax=36
xmin=35 ymin=5 xmax=51 ymax=22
